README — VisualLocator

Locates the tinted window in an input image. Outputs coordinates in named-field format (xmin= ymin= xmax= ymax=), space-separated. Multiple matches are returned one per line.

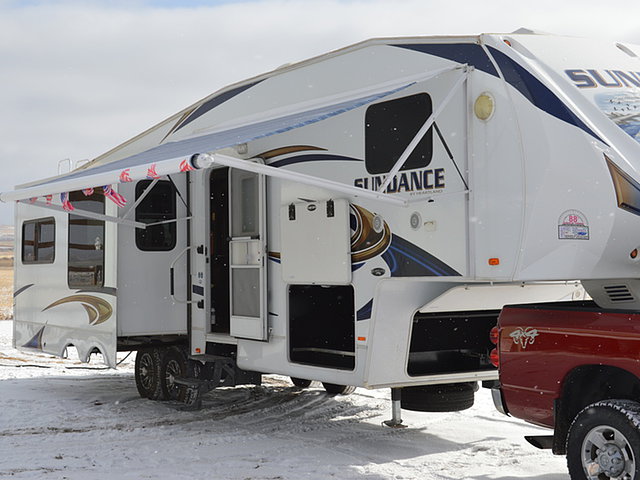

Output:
xmin=365 ymin=93 xmax=433 ymax=175
xmin=135 ymin=180 xmax=177 ymax=251
xmin=68 ymin=189 xmax=105 ymax=287
xmin=22 ymin=218 xmax=55 ymax=264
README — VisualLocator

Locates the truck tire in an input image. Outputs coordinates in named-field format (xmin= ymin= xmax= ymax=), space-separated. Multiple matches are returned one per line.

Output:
xmin=159 ymin=346 xmax=188 ymax=402
xmin=401 ymin=382 xmax=475 ymax=412
xmin=291 ymin=377 xmax=312 ymax=389
xmin=322 ymin=383 xmax=356 ymax=395
xmin=567 ymin=400 xmax=640 ymax=480
xmin=135 ymin=348 xmax=162 ymax=400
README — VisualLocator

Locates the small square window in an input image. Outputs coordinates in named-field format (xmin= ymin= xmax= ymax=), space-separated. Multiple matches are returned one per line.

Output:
xmin=365 ymin=93 xmax=433 ymax=175
xmin=135 ymin=180 xmax=177 ymax=251
xmin=22 ymin=218 xmax=55 ymax=264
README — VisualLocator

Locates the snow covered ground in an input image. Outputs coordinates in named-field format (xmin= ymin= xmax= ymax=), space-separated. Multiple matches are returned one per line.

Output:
xmin=0 ymin=320 xmax=569 ymax=479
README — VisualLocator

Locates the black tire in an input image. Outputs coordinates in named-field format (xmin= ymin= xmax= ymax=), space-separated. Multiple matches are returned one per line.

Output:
xmin=567 ymin=400 xmax=640 ymax=480
xmin=135 ymin=348 xmax=162 ymax=400
xmin=291 ymin=377 xmax=312 ymax=389
xmin=159 ymin=346 xmax=189 ymax=402
xmin=400 ymin=382 xmax=475 ymax=412
xmin=322 ymin=383 xmax=356 ymax=395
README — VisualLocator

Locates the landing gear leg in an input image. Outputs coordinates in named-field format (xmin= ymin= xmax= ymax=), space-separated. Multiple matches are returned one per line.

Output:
xmin=383 ymin=388 xmax=407 ymax=428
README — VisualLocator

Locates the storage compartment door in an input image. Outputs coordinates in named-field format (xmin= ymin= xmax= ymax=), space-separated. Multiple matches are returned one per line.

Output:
xmin=280 ymin=199 xmax=351 ymax=285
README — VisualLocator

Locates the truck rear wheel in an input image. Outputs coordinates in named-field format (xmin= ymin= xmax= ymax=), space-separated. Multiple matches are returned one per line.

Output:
xmin=400 ymin=382 xmax=475 ymax=412
xmin=135 ymin=348 xmax=162 ymax=400
xmin=567 ymin=400 xmax=640 ymax=480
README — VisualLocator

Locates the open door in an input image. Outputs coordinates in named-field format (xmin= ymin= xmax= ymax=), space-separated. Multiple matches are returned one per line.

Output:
xmin=189 ymin=170 xmax=210 ymax=355
xmin=228 ymin=169 xmax=268 ymax=341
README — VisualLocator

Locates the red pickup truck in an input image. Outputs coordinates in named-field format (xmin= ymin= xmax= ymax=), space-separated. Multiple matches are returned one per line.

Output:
xmin=492 ymin=300 xmax=640 ymax=480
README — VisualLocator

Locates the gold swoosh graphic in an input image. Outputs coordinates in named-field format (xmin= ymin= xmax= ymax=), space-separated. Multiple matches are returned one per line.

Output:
xmin=256 ymin=145 xmax=326 ymax=160
xmin=350 ymin=205 xmax=391 ymax=263
xmin=43 ymin=295 xmax=113 ymax=326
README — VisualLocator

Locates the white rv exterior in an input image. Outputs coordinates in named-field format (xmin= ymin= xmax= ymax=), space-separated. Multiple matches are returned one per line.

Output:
xmin=5 ymin=31 xmax=640 ymax=409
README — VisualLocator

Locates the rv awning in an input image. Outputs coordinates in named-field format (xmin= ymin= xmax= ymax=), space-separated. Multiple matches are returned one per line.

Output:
xmin=0 ymin=66 xmax=462 ymax=207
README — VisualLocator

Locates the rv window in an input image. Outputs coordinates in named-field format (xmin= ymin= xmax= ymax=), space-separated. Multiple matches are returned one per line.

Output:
xmin=21 ymin=217 xmax=55 ymax=264
xmin=135 ymin=180 xmax=177 ymax=251
xmin=365 ymin=93 xmax=433 ymax=175
xmin=68 ymin=189 xmax=105 ymax=287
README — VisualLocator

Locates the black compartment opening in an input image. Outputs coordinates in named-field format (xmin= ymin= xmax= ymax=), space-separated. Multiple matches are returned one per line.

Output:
xmin=407 ymin=310 xmax=499 ymax=376
xmin=289 ymin=284 xmax=355 ymax=370
xmin=210 ymin=168 xmax=230 ymax=334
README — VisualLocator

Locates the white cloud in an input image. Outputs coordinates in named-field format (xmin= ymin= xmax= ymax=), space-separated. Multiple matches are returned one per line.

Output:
xmin=1 ymin=0 xmax=639 ymax=223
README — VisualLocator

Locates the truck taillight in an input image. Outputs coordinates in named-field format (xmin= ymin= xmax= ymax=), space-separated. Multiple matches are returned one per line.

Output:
xmin=489 ymin=326 xmax=499 ymax=367
xmin=490 ymin=348 xmax=499 ymax=367
xmin=490 ymin=326 xmax=499 ymax=345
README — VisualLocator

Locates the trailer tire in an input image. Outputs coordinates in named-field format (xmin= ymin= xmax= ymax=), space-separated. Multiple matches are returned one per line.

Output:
xmin=322 ymin=383 xmax=356 ymax=395
xmin=400 ymin=382 xmax=475 ymax=412
xmin=159 ymin=346 xmax=189 ymax=402
xmin=291 ymin=377 xmax=312 ymax=389
xmin=567 ymin=399 xmax=640 ymax=480
xmin=135 ymin=348 xmax=162 ymax=400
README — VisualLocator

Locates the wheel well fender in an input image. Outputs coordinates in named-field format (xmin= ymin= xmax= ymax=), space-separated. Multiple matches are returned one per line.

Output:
xmin=80 ymin=343 xmax=109 ymax=366
xmin=552 ymin=364 xmax=640 ymax=454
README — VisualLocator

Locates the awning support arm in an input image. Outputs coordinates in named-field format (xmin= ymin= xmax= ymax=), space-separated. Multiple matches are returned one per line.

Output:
xmin=378 ymin=67 xmax=469 ymax=193
xmin=122 ymin=178 xmax=159 ymax=220
xmin=145 ymin=216 xmax=192 ymax=227
xmin=193 ymin=153 xmax=409 ymax=207
xmin=20 ymin=200 xmax=147 ymax=228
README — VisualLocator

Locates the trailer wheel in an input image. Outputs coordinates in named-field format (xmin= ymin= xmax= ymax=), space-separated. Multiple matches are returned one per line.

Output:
xmin=291 ymin=377 xmax=312 ymax=389
xmin=322 ymin=383 xmax=356 ymax=395
xmin=135 ymin=348 xmax=162 ymax=400
xmin=400 ymin=382 xmax=475 ymax=412
xmin=159 ymin=347 xmax=188 ymax=402
xmin=567 ymin=400 xmax=640 ymax=480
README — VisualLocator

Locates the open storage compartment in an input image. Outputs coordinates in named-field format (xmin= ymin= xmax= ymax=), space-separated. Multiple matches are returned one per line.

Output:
xmin=289 ymin=284 xmax=355 ymax=370
xmin=407 ymin=310 xmax=499 ymax=376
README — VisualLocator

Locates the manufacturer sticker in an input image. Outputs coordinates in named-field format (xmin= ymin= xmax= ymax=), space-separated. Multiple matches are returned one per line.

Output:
xmin=558 ymin=210 xmax=589 ymax=240
xmin=509 ymin=327 xmax=539 ymax=349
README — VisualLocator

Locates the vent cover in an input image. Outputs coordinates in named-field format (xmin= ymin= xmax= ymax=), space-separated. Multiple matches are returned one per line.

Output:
xmin=603 ymin=284 xmax=635 ymax=303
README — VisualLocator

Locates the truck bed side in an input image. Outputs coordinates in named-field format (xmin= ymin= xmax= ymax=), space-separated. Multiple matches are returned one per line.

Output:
xmin=499 ymin=301 xmax=640 ymax=429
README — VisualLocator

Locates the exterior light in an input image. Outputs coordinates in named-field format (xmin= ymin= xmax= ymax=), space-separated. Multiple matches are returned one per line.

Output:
xmin=474 ymin=93 xmax=495 ymax=121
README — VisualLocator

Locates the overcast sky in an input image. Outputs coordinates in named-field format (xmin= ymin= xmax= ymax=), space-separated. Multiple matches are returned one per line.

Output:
xmin=1 ymin=0 xmax=640 ymax=225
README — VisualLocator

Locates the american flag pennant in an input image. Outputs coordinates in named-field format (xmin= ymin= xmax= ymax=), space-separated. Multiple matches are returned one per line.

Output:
xmin=45 ymin=195 xmax=52 ymax=206
xmin=119 ymin=169 xmax=133 ymax=183
xmin=28 ymin=197 xmax=37 ymax=204
xmin=60 ymin=192 xmax=74 ymax=212
xmin=82 ymin=187 xmax=94 ymax=196
xmin=102 ymin=185 xmax=127 ymax=208
xmin=179 ymin=159 xmax=195 ymax=172
xmin=146 ymin=163 xmax=160 ymax=180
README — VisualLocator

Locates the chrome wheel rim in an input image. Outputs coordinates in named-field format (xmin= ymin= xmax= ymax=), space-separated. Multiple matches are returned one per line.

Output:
xmin=582 ymin=425 xmax=635 ymax=479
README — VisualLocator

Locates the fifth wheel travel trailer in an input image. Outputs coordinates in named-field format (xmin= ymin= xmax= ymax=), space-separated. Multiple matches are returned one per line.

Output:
xmin=4 ymin=31 xmax=640 ymax=416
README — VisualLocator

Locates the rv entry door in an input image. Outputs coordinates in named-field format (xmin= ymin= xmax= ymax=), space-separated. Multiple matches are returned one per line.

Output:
xmin=228 ymin=169 xmax=268 ymax=340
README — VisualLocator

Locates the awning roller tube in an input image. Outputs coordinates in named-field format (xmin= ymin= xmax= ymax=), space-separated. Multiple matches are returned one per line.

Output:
xmin=0 ymin=156 xmax=197 ymax=204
